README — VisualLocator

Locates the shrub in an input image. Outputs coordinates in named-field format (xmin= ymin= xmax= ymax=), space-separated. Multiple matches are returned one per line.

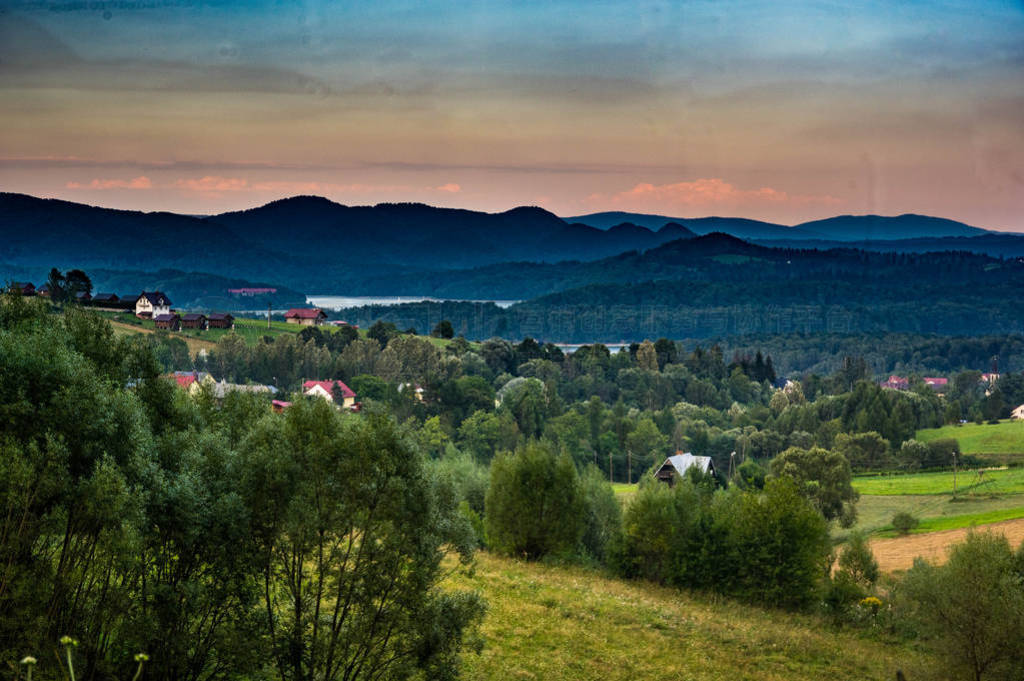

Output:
xmin=838 ymin=531 xmax=879 ymax=586
xmin=892 ymin=511 xmax=920 ymax=535
xmin=897 ymin=531 xmax=1024 ymax=681
xmin=484 ymin=442 xmax=584 ymax=559
xmin=578 ymin=464 xmax=622 ymax=563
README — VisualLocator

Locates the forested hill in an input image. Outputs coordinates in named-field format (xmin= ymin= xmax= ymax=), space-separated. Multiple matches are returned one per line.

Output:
xmin=568 ymin=210 xmax=990 ymax=241
xmin=343 ymin=232 xmax=1024 ymax=300
xmin=331 ymin=237 xmax=1024 ymax=341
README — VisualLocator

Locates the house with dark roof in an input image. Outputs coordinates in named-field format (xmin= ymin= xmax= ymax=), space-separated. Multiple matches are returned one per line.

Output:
xmin=36 ymin=283 xmax=51 ymax=297
xmin=207 ymin=313 xmax=234 ymax=329
xmin=154 ymin=313 xmax=181 ymax=331
xmin=285 ymin=308 xmax=327 ymax=326
xmin=182 ymin=313 xmax=208 ymax=330
xmin=92 ymin=293 xmax=120 ymax=306
xmin=136 ymin=291 xmax=172 ymax=318
xmin=654 ymin=452 xmax=717 ymax=486
xmin=9 ymin=282 xmax=35 ymax=296
xmin=75 ymin=291 xmax=92 ymax=303
xmin=303 ymin=379 xmax=357 ymax=408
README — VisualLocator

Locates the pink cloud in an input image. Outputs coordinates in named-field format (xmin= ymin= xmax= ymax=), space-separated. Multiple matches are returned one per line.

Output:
xmin=66 ymin=175 xmax=152 ymax=190
xmin=584 ymin=178 xmax=842 ymax=213
xmin=169 ymin=176 xmax=461 ymax=199
xmin=435 ymin=183 xmax=461 ymax=193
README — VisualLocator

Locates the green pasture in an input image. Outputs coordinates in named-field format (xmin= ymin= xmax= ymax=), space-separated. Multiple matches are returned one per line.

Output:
xmin=853 ymin=467 xmax=1024 ymax=496
xmin=915 ymin=419 xmax=1024 ymax=456
xmin=846 ymin=493 xmax=1024 ymax=539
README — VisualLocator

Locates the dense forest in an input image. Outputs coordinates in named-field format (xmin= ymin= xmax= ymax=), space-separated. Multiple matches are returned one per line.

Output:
xmin=4 ymin=295 xmax=1024 ymax=681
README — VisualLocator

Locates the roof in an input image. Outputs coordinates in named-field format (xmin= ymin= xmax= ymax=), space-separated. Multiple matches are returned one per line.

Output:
xmin=303 ymin=379 xmax=356 ymax=399
xmin=154 ymin=313 xmax=180 ymax=322
xmin=182 ymin=313 xmax=207 ymax=321
xmin=923 ymin=377 xmax=949 ymax=386
xmin=139 ymin=291 xmax=172 ymax=306
xmin=286 ymin=308 xmax=327 ymax=319
xmin=92 ymin=293 xmax=118 ymax=301
xmin=661 ymin=453 xmax=715 ymax=477
xmin=207 ymin=312 xmax=234 ymax=320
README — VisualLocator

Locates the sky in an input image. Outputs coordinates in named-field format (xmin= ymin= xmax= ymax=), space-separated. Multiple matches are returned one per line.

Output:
xmin=1 ymin=0 xmax=1022 ymax=229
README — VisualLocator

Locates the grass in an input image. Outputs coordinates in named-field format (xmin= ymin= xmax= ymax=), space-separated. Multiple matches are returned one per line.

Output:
xmin=853 ymin=467 xmax=1024 ymax=496
xmin=611 ymin=483 xmax=637 ymax=501
xmin=915 ymin=419 xmax=1024 ymax=457
xmin=444 ymin=552 xmax=937 ymax=681
xmin=848 ymin=494 xmax=1024 ymax=538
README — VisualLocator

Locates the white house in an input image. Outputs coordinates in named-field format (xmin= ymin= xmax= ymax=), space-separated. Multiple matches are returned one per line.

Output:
xmin=1012 ymin=404 xmax=1024 ymax=420
xmin=654 ymin=452 xmax=717 ymax=486
xmin=136 ymin=291 xmax=172 ymax=318
xmin=302 ymin=379 xmax=357 ymax=408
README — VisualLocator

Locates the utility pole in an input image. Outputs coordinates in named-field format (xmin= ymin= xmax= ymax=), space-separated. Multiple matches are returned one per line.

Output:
xmin=267 ymin=301 xmax=272 ymax=329
xmin=729 ymin=451 xmax=736 ymax=480
xmin=952 ymin=450 xmax=958 ymax=497
xmin=609 ymin=451 xmax=613 ymax=484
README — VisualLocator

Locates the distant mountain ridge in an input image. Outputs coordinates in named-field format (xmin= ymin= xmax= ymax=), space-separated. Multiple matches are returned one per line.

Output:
xmin=1 ymin=193 xmax=1016 ymax=301
xmin=565 ymin=210 xmax=990 ymax=241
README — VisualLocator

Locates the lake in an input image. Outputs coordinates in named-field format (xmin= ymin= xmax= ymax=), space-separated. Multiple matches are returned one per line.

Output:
xmin=306 ymin=295 xmax=520 ymax=309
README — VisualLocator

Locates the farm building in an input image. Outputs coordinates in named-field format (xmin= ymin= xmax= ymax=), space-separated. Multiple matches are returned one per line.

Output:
xmin=303 ymin=379 xmax=357 ymax=408
xmin=36 ymin=284 xmax=51 ymax=297
xmin=9 ymin=282 xmax=35 ymax=296
xmin=154 ymin=313 xmax=181 ymax=331
xmin=285 ymin=308 xmax=327 ymax=326
xmin=1013 ymin=404 xmax=1024 ymax=420
xmin=654 ymin=453 xmax=717 ymax=486
xmin=136 ymin=291 xmax=172 ymax=318
xmin=75 ymin=291 xmax=92 ymax=303
xmin=182 ymin=313 xmax=208 ymax=330
xmin=207 ymin=313 xmax=235 ymax=329
xmin=92 ymin=293 xmax=119 ymax=306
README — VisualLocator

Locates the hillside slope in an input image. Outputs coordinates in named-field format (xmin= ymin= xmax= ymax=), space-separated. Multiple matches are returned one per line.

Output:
xmin=446 ymin=552 xmax=935 ymax=681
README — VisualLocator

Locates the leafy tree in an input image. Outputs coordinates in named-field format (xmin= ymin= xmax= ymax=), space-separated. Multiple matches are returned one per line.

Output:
xmin=770 ymin=446 xmax=859 ymax=526
xmin=837 ymin=531 xmax=879 ymax=588
xmin=720 ymin=477 xmax=831 ymax=609
xmin=431 ymin=319 xmax=455 ymax=339
xmin=898 ymin=532 xmax=1024 ymax=681
xmin=457 ymin=409 xmax=520 ymax=463
xmin=484 ymin=442 xmax=584 ymax=559
xmin=242 ymin=404 xmax=484 ymax=681
xmin=892 ymin=511 xmax=919 ymax=535
xmin=46 ymin=267 xmax=68 ymax=302
xmin=833 ymin=431 xmax=891 ymax=471
xmin=578 ymin=464 xmax=622 ymax=562
xmin=636 ymin=340 xmax=658 ymax=371
xmin=367 ymin=319 xmax=399 ymax=348
xmin=65 ymin=268 xmax=92 ymax=298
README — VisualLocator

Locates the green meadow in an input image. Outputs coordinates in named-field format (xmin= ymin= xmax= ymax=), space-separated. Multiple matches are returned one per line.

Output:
xmin=445 ymin=552 xmax=936 ymax=681
xmin=915 ymin=419 xmax=1024 ymax=458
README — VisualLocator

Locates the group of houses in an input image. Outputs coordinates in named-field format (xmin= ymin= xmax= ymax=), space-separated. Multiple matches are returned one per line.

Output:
xmin=880 ymin=372 xmax=1000 ymax=392
xmin=167 ymin=371 xmax=359 ymax=414
xmin=8 ymin=283 xmax=237 ymax=332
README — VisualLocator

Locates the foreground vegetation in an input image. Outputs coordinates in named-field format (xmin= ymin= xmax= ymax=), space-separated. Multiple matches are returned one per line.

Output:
xmin=446 ymin=552 xmax=937 ymax=681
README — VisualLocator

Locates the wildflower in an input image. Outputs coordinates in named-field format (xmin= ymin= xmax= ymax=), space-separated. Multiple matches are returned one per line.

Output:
xmin=859 ymin=596 xmax=882 ymax=615
xmin=59 ymin=635 xmax=78 ymax=647
xmin=59 ymin=636 xmax=78 ymax=681
xmin=21 ymin=656 xmax=37 ymax=681
xmin=132 ymin=652 xmax=149 ymax=681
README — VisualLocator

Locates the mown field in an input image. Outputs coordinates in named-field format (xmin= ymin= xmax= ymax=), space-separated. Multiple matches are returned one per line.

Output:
xmin=445 ymin=552 xmax=937 ymax=681
xmin=915 ymin=419 xmax=1024 ymax=459
xmin=853 ymin=467 xmax=1024 ymax=496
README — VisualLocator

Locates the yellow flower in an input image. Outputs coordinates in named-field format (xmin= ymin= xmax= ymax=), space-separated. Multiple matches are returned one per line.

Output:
xmin=59 ymin=636 xmax=78 ymax=647
xmin=20 ymin=657 xmax=37 ymax=665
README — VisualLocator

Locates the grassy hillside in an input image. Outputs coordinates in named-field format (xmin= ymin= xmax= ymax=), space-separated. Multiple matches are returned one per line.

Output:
xmin=853 ymin=467 xmax=1024 ymax=496
xmin=445 ymin=552 xmax=936 ymax=681
xmin=915 ymin=419 xmax=1024 ymax=456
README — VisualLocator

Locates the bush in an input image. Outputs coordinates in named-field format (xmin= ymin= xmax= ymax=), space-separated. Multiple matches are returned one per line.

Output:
xmin=578 ymin=464 xmax=622 ymax=563
xmin=897 ymin=531 xmax=1024 ymax=680
xmin=838 ymin=531 xmax=879 ymax=586
xmin=484 ymin=442 xmax=584 ymax=559
xmin=892 ymin=511 xmax=920 ymax=535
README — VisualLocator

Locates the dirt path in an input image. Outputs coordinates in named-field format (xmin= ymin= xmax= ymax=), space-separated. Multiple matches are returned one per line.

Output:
xmin=870 ymin=517 xmax=1024 ymax=573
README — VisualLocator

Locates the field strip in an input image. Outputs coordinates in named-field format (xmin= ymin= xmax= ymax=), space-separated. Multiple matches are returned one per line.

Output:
xmin=109 ymin=319 xmax=217 ymax=355
xmin=869 ymin=517 xmax=1024 ymax=573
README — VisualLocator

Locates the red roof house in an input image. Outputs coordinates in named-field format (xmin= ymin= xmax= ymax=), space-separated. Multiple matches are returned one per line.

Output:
xmin=302 ymin=379 xmax=357 ymax=406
